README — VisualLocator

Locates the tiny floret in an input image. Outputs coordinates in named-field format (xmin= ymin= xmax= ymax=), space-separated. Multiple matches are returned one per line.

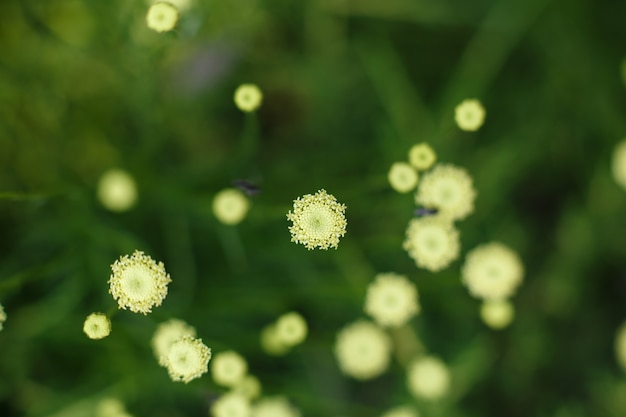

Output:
xmin=615 ymin=322 xmax=626 ymax=372
xmin=334 ymin=320 xmax=391 ymax=380
xmin=388 ymin=162 xmax=419 ymax=193
xmin=251 ymin=397 xmax=300 ymax=417
xmin=407 ymin=356 xmax=450 ymax=400
xmin=415 ymin=163 xmax=476 ymax=221
xmin=83 ymin=312 xmax=111 ymax=340
xmin=146 ymin=2 xmax=179 ymax=33
xmin=480 ymin=299 xmax=514 ymax=329
xmin=234 ymin=84 xmax=263 ymax=112
xmin=97 ymin=169 xmax=137 ymax=212
xmin=408 ymin=143 xmax=436 ymax=171
xmin=403 ymin=216 xmax=460 ymax=272
xmin=287 ymin=189 xmax=347 ymax=250
xmin=462 ymin=242 xmax=524 ymax=300
xmin=454 ymin=99 xmax=485 ymax=131
xmin=213 ymin=188 xmax=250 ymax=225
xmin=164 ymin=336 xmax=211 ymax=383
xmin=611 ymin=140 xmax=626 ymax=191
xmin=275 ymin=312 xmax=308 ymax=347
xmin=211 ymin=392 xmax=251 ymax=417
xmin=152 ymin=319 xmax=197 ymax=366
xmin=0 ymin=304 xmax=6 ymax=332
xmin=364 ymin=273 xmax=419 ymax=327
xmin=211 ymin=350 xmax=248 ymax=387
xmin=381 ymin=405 xmax=420 ymax=417
xmin=109 ymin=250 xmax=172 ymax=314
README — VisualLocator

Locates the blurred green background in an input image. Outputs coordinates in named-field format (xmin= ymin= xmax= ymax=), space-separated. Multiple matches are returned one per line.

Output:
xmin=1 ymin=0 xmax=626 ymax=416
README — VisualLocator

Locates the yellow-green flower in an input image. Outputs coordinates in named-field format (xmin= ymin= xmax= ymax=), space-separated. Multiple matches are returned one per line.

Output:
xmin=213 ymin=188 xmax=250 ymax=225
xmin=97 ymin=169 xmax=137 ymax=212
xmin=234 ymin=84 xmax=263 ymax=112
xmin=408 ymin=143 xmax=436 ymax=171
xmin=83 ymin=312 xmax=111 ymax=340
xmin=403 ymin=216 xmax=460 ymax=272
xmin=146 ymin=2 xmax=179 ymax=33
xmin=480 ymin=299 xmax=515 ymax=329
xmin=211 ymin=392 xmax=251 ymax=417
xmin=381 ymin=405 xmax=420 ymax=417
xmin=364 ymin=273 xmax=419 ymax=328
xmin=211 ymin=350 xmax=248 ymax=387
xmin=109 ymin=250 xmax=172 ymax=314
xmin=234 ymin=374 xmax=262 ymax=400
xmin=334 ymin=320 xmax=391 ymax=380
xmin=275 ymin=312 xmax=308 ymax=347
xmin=612 ymin=139 xmax=626 ymax=191
xmin=454 ymin=98 xmax=485 ymax=131
xmin=151 ymin=319 xmax=197 ymax=366
xmin=616 ymin=322 xmax=626 ymax=372
xmin=388 ymin=162 xmax=419 ymax=193
xmin=164 ymin=336 xmax=211 ymax=383
xmin=287 ymin=189 xmax=347 ymax=250
xmin=407 ymin=356 xmax=450 ymax=400
xmin=251 ymin=397 xmax=300 ymax=417
xmin=0 ymin=304 xmax=6 ymax=332
xmin=415 ymin=163 xmax=476 ymax=221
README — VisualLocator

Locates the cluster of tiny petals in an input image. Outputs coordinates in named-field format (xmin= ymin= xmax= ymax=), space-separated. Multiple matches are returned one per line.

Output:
xmin=454 ymin=98 xmax=485 ymax=131
xmin=480 ymin=299 xmax=515 ymax=329
xmin=109 ymin=250 xmax=172 ymax=315
xmin=165 ymin=336 xmax=211 ymax=383
xmin=415 ymin=164 xmax=476 ymax=221
xmin=151 ymin=318 xmax=197 ymax=366
xmin=213 ymin=188 xmax=250 ymax=225
xmin=461 ymin=242 xmax=524 ymax=300
xmin=211 ymin=350 xmax=248 ymax=387
xmin=252 ymin=397 xmax=301 ymax=417
xmin=334 ymin=320 xmax=391 ymax=380
xmin=364 ymin=273 xmax=420 ymax=327
xmin=388 ymin=162 xmax=419 ymax=193
xmin=403 ymin=216 xmax=460 ymax=272
xmin=211 ymin=392 xmax=251 ymax=417
xmin=234 ymin=83 xmax=263 ymax=112
xmin=146 ymin=2 xmax=179 ymax=33
xmin=615 ymin=322 xmax=626 ymax=372
xmin=83 ymin=312 xmax=112 ymax=340
xmin=275 ymin=311 xmax=308 ymax=346
xmin=407 ymin=356 xmax=451 ymax=400
xmin=611 ymin=139 xmax=626 ymax=191
xmin=408 ymin=143 xmax=437 ymax=171
xmin=287 ymin=189 xmax=347 ymax=250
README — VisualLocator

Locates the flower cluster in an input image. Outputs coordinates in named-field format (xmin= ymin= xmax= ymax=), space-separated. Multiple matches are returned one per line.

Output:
xmin=146 ymin=2 xmax=179 ymax=33
xmin=234 ymin=84 xmax=264 ymax=112
xmin=164 ymin=335 xmax=212 ymax=383
xmin=213 ymin=188 xmax=250 ymax=225
xmin=403 ymin=216 xmax=460 ymax=272
xmin=334 ymin=320 xmax=391 ymax=380
xmin=415 ymin=163 xmax=476 ymax=221
xmin=454 ymin=99 xmax=486 ymax=131
xmin=211 ymin=350 xmax=248 ymax=387
xmin=261 ymin=312 xmax=308 ymax=356
xmin=83 ymin=313 xmax=111 ymax=340
xmin=364 ymin=273 xmax=420 ymax=327
xmin=407 ymin=356 xmax=451 ymax=400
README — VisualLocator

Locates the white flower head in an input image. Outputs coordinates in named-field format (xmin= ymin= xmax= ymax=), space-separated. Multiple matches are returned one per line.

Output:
xmin=164 ymin=336 xmax=211 ymax=383
xmin=0 ymin=304 xmax=6 ymax=332
xmin=211 ymin=350 xmax=248 ymax=387
xmin=462 ymin=242 xmax=524 ymax=300
xmin=97 ymin=169 xmax=137 ymax=212
xmin=251 ymin=397 xmax=300 ymax=417
xmin=388 ymin=162 xmax=419 ymax=193
xmin=334 ymin=320 xmax=391 ymax=380
xmin=408 ymin=143 xmax=436 ymax=171
xmin=454 ymin=99 xmax=485 ymax=131
xmin=287 ymin=189 xmax=347 ymax=250
xmin=403 ymin=216 xmax=460 ymax=272
xmin=611 ymin=140 xmax=626 ymax=191
xmin=109 ymin=250 xmax=172 ymax=314
xmin=275 ymin=312 xmax=307 ymax=347
xmin=260 ymin=324 xmax=291 ymax=356
xmin=364 ymin=273 xmax=419 ymax=327
xmin=234 ymin=374 xmax=262 ymax=400
xmin=415 ymin=163 xmax=476 ymax=221
xmin=480 ymin=299 xmax=515 ymax=329
xmin=96 ymin=397 xmax=131 ymax=417
xmin=407 ymin=356 xmax=450 ymax=400
xmin=83 ymin=312 xmax=111 ymax=340
xmin=213 ymin=188 xmax=250 ymax=225
xmin=615 ymin=322 xmax=626 ymax=372
xmin=146 ymin=2 xmax=179 ymax=33
xmin=151 ymin=319 xmax=197 ymax=366
xmin=234 ymin=84 xmax=263 ymax=112
xmin=381 ymin=405 xmax=420 ymax=417
xmin=211 ymin=392 xmax=251 ymax=417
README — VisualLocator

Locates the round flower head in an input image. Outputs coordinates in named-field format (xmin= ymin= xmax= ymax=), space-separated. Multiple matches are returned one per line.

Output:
xmin=611 ymin=140 xmax=626 ymax=191
xmin=211 ymin=392 xmax=251 ymax=417
xmin=260 ymin=324 xmax=290 ymax=356
xmin=234 ymin=374 xmax=262 ymax=400
xmin=150 ymin=0 xmax=192 ymax=12
xmin=408 ymin=143 xmax=436 ymax=171
xmin=364 ymin=273 xmax=420 ymax=327
xmin=480 ymin=299 xmax=514 ymax=329
xmin=0 ymin=304 xmax=6 ymax=332
xmin=164 ymin=336 xmax=211 ymax=383
xmin=275 ymin=312 xmax=307 ymax=347
xmin=109 ymin=250 xmax=172 ymax=314
xmin=381 ymin=405 xmax=420 ymax=417
xmin=462 ymin=242 xmax=524 ymax=300
xmin=415 ymin=163 xmax=476 ymax=221
xmin=211 ymin=350 xmax=248 ymax=387
xmin=287 ymin=189 xmax=347 ymax=250
xmin=334 ymin=320 xmax=391 ymax=380
xmin=407 ymin=356 xmax=451 ymax=400
xmin=96 ymin=397 xmax=130 ymax=417
xmin=251 ymin=397 xmax=300 ymax=417
xmin=403 ymin=216 xmax=460 ymax=272
xmin=151 ymin=319 xmax=197 ymax=366
xmin=213 ymin=188 xmax=250 ymax=225
xmin=234 ymin=84 xmax=263 ymax=112
xmin=97 ymin=169 xmax=137 ymax=212
xmin=615 ymin=322 xmax=626 ymax=372
xmin=388 ymin=162 xmax=419 ymax=193
xmin=146 ymin=2 xmax=179 ymax=33
xmin=454 ymin=98 xmax=485 ymax=131
xmin=83 ymin=312 xmax=111 ymax=340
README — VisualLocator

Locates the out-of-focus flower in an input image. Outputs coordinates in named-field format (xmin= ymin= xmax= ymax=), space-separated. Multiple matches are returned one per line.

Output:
xmin=234 ymin=374 xmax=262 ymax=400
xmin=109 ymin=250 xmax=172 ymax=314
xmin=275 ymin=312 xmax=307 ymax=347
xmin=96 ymin=397 xmax=134 ymax=417
xmin=381 ymin=405 xmax=420 ymax=417
xmin=0 ymin=304 xmax=6 ymax=332
xmin=415 ymin=164 xmax=476 ymax=221
xmin=480 ymin=299 xmax=515 ymax=329
xmin=364 ymin=273 xmax=419 ymax=327
xmin=407 ymin=356 xmax=450 ymax=400
xmin=83 ymin=312 xmax=111 ymax=340
xmin=251 ymin=397 xmax=300 ymax=417
xmin=152 ymin=319 xmax=197 ymax=366
xmin=388 ymin=162 xmax=419 ymax=193
xmin=403 ymin=216 xmax=460 ymax=272
xmin=234 ymin=84 xmax=263 ymax=112
xmin=454 ymin=99 xmax=485 ymax=131
xmin=408 ymin=143 xmax=436 ymax=171
xmin=211 ymin=350 xmax=248 ymax=387
xmin=211 ymin=392 xmax=251 ymax=417
xmin=164 ymin=336 xmax=211 ymax=383
xmin=287 ymin=189 xmax=347 ymax=250
xmin=462 ymin=242 xmax=524 ymax=300
xmin=97 ymin=169 xmax=137 ymax=212
xmin=334 ymin=320 xmax=391 ymax=380
xmin=615 ymin=322 xmax=626 ymax=372
xmin=213 ymin=188 xmax=250 ymax=225
xmin=146 ymin=2 xmax=179 ymax=33
xmin=611 ymin=139 xmax=626 ymax=191
xmin=260 ymin=324 xmax=290 ymax=356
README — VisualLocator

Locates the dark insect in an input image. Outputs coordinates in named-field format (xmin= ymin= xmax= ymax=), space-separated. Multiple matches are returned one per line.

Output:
xmin=233 ymin=179 xmax=261 ymax=196
xmin=414 ymin=207 xmax=438 ymax=217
